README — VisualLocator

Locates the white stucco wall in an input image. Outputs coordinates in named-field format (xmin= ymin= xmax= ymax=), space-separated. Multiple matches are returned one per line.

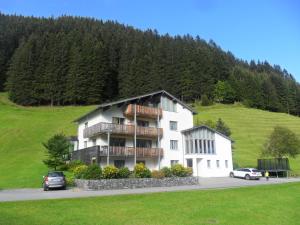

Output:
xmin=184 ymin=132 xmax=233 ymax=177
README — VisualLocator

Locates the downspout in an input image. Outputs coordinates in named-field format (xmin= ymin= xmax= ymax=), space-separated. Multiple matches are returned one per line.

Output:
xmin=134 ymin=104 xmax=137 ymax=166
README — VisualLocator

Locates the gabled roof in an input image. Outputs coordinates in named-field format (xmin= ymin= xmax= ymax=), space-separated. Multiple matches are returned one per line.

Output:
xmin=181 ymin=125 xmax=233 ymax=142
xmin=74 ymin=90 xmax=197 ymax=122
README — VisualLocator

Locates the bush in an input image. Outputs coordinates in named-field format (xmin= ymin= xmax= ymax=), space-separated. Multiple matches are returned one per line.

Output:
xmin=66 ymin=176 xmax=75 ymax=186
xmin=201 ymin=94 xmax=213 ymax=106
xmin=160 ymin=167 xmax=172 ymax=177
xmin=102 ymin=165 xmax=119 ymax=179
xmin=68 ymin=160 xmax=84 ymax=172
xmin=134 ymin=163 xmax=151 ymax=178
xmin=82 ymin=164 xmax=102 ymax=179
xmin=73 ymin=165 xmax=88 ymax=179
xmin=151 ymin=170 xmax=165 ymax=179
xmin=171 ymin=164 xmax=191 ymax=177
xmin=118 ymin=167 xmax=131 ymax=178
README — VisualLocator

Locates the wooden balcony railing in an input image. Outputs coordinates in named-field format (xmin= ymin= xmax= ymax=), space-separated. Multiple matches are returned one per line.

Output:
xmin=83 ymin=122 xmax=163 ymax=139
xmin=100 ymin=146 xmax=163 ymax=158
xmin=124 ymin=104 xmax=162 ymax=119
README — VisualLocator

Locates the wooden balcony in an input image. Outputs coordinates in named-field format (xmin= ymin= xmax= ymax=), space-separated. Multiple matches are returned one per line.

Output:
xmin=124 ymin=104 xmax=162 ymax=119
xmin=83 ymin=122 xmax=163 ymax=139
xmin=100 ymin=146 xmax=163 ymax=158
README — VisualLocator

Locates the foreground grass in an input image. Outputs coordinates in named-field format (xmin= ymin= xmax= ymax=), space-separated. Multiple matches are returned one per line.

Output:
xmin=195 ymin=103 xmax=300 ymax=174
xmin=0 ymin=182 xmax=299 ymax=225
xmin=0 ymin=93 xmax=95 ymax=188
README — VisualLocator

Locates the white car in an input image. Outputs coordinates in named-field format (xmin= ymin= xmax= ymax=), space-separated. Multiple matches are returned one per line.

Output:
xmin=230 ymin=168 xmax=262 ymax=180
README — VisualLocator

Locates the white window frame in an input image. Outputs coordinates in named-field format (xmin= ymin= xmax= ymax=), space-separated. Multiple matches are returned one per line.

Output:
xmin=169 ymin=121 xmax=178 ymax=131
xmin=170 ymin=160 xmax=179 ymax=166
xmin=170 ymin=140 xmax=178 ymax=150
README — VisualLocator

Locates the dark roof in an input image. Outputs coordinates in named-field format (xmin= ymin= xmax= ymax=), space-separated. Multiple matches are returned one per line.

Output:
xmin=74 ymin=90 xmax=197 ymax=122
xmin=181 ymin=125 xmax=233 ymax=142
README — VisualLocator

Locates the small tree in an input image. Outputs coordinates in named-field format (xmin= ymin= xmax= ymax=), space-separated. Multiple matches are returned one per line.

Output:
xmin=262 ymin=126 xmax=300 ymax=158
xmin=43 ymin=133 xmax=71 ymax=170
xmin=201 ymin=94 xmax=212 ymax=106
xmin=215 ymin=118 xmax=231 ymax=137
xmin=214 ymin=81 xmax=235 ymax=104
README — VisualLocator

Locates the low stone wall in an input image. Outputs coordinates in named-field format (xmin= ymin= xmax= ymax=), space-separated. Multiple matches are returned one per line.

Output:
xmin=75 ymin=177 xmax=199 ymax=190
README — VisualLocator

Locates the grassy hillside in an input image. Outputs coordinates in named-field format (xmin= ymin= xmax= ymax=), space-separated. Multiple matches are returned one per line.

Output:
xmin=1 ymin=93 xmax=300 ymax=189
xmin=0 ymin=93 xmax=95 ymax=189
xmin=194 ymin=103 xmax=300 ymax=174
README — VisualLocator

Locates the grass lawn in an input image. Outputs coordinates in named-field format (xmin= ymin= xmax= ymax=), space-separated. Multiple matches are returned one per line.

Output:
xmin=0 ymin=93 xmax=95 ymax=189
xmin=194 ymin=103 xmax=300 ymax=174
xmin=0 ymin=182 xmax=299 ymax=225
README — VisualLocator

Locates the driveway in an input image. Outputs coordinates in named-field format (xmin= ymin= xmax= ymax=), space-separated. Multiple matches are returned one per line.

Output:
xmin=0 ymin=177 xmax=299 ymax=202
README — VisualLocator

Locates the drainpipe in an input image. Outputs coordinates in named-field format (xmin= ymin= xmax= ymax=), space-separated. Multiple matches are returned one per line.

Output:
xmin=157 ymin=111 xmax=161 ymax=169
xmin=107 ymin=131 xmax=110 ymax=166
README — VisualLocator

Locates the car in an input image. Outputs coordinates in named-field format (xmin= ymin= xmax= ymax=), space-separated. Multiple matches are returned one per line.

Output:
xmin=229 ymin=168 xmax=262 ymax=180
xmin=43 ymin=171 xmax=66 ymax=191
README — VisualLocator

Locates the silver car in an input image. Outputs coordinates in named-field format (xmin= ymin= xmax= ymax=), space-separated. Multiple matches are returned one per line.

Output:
xmin=230 ymin=168 xmax=262 ymax=180
xmin=43 ymin=171 xmax=66 ymax=191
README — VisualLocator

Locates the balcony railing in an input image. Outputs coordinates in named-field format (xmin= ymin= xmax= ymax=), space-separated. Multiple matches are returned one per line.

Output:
xmin=100 ymin=146 xmax=163 ymax=158
xmin=124 ymin=104 xmax=162 ymax=119
xmin=83 ymin=122 xmax=163 ymax=139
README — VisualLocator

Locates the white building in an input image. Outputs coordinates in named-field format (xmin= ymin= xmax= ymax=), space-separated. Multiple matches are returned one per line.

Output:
xmin=73 ymin=90 xmax=233 ymax=177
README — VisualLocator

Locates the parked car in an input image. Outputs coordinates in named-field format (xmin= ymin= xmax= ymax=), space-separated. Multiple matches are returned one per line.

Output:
xmin=230 ymin=168 xmax=262 ymax=180
xmin=43 ymin=171 xmax=66 ymax=191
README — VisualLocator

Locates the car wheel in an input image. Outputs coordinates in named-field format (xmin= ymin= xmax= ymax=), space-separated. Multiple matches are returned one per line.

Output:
xmin=245 ymin=174 xmax=250 ymax=180
xmin=230 ymin=172 xmax=234 ymax=178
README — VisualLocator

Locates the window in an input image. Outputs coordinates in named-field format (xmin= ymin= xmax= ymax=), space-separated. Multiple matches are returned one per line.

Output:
xmin=199 ymin=140 xmax=203 ymax=153
xmin=170 ymin=160 xmax=179 ymax=166
xmin=170 ymin=140 xmax=178 ymax=150
xmin=137 ymin=160 xmax=145 ymax=165
xmin=169 ymin=121 xmax=178 ymax=131
xmin=203 ymin=140 xmax=207 ymax=154
xmin=84 ymin=122 xmax=88 ymax=128
xmin=137 ymin=120 xmax=149 ymax=127
xmin=207 ymin=141 xmax=211 ymax=154
xmin=195 ymin=140 xmax=198 ymax=153
xmin=211 ymin=140 xmax=215 ymax=154
xmin=84 ymin=141 xmax=87 ymax=148
xmin=137 ymin=139 xmax=152 ymax=148
xmin=207 ymin=160 xmax=211 ymax=168
xmin=185 ymin=140 xmax=189 ymax=154
xmin=112 ymin=117 xmax=125 ymax=125
xmin=114 ymin=160 xmax=125 ymax=168
xmin=225 ymin=160 xmax=228 ymax=168
xmin=186 ymin=159 xmax=193 ymax=168
xmin=92 ymin=139 xmax=97 ymax=146
xmin=161 ymin=96 xmax=177 ymax=112
xmin=110 ymin=138 xmax=126 ymax=147
xmin=190 ymin=140 xmax=193 ymax=153
xmin=216 ymin=160 xmax=220 ymax=168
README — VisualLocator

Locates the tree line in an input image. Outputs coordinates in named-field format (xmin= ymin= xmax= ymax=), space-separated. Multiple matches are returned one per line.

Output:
xmin=1 ymin=13 xmax=300 ymax=115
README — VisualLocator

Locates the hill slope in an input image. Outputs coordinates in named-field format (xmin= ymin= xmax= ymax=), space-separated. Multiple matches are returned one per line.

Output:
xmin=0 ymin=93 xmax=95 ymax=188
xmin=1 ymin=94 xmax=300 ymax=188
xmin=194 ymin=103 xmax=300 ymax=174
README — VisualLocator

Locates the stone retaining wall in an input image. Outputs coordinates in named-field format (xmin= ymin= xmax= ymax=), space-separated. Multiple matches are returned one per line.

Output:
xmin=75 ymin=177 xmax=199 ymax=190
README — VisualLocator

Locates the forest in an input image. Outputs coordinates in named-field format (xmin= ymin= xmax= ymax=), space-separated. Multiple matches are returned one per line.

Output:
xmin=0 ymin=13 xmax=299 ymax=115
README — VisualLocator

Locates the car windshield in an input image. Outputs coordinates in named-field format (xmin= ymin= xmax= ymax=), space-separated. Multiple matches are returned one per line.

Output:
xmin=252 ymin=169 xmax=260 ymax=172
xmin=48 ymin=172 xmax=64 ymax=177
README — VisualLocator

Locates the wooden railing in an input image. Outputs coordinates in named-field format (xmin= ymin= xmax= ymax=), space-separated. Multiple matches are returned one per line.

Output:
xmin=124 ymin=104 xmax=162 ymax=119
xmin=100 ymin=146 xmax=163 ymax=158
xmin=83 ymin=122 xmax=163 ymax=138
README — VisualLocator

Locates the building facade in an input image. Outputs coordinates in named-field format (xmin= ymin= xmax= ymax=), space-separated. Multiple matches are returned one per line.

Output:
xmin=72 ymin=90 xmax=233 ymax=177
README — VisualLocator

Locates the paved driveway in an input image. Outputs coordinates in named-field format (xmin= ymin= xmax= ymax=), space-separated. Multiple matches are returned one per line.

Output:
xmin=0 ymin=177 xmax=299 ymax=202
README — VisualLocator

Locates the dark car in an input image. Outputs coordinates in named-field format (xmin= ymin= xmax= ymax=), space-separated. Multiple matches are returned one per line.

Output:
xmin=43 ymin=171 xmax=66 ymax=191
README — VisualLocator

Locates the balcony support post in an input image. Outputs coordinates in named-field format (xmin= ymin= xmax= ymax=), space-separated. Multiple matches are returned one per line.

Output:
xmin=134 ymin=104 xmax=137 ymax=166
xmin=157 ymin=109 xmax=161 ymax=169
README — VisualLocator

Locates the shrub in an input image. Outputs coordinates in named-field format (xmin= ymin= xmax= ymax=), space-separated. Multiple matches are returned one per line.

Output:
xmin=185 ymin=167 xmax=193 ymax=176
xmin=68 ymin=160 xmax=84 ymax=172
xmin=102 ymin=165 xmax=119 ymax=179
xmin=118 ymin=167 xmax=131 ymax=178
xmin=134 ymin=163 xmax=151 ymax=178
xmin=160 ymin=167 xmax=172 ymax=177
xmin=171 ymin=164 xmax=191 ymax=177
xmin=82 ymin=164 xmax=102 ymax=179
xmin=73 ymin=165 xmax=88 ymax=179
xmin=201 ymin=94 xmax=213 ymax=106
xmin=66 ymin=176 xmax=75 ymax=186
xmin=151 ymin=170 xmax=165 ymax=179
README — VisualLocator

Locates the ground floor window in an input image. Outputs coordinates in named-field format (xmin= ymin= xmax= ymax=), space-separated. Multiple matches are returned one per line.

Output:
xmin=170 ymin=160 xmax=179 ymax=167
xmin=207 ymin=160 xmax=211 ymax=168
xmin=170 ymin=140 xmax=178 ymax=150
xmin=114 ymin=160 xmax=125 ymax=168
xmin=186 ymin=159 xmax=193 ymax=168
xmin=225 ymin=160 xmax=228 ymax=168
xmin=216 ymin=160 xmax=220 ymax=168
